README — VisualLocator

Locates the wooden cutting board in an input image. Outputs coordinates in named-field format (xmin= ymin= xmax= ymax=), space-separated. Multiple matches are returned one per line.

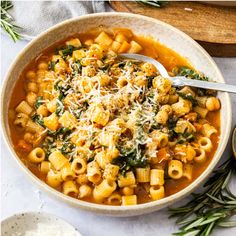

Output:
xmin=110 ymin=1 xmax=236 ymax=57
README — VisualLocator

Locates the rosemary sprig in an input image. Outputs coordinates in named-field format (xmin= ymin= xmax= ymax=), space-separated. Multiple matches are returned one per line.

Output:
xmin=136 ymin=0 xmax=167 ymax=8
xmin=169 ymin=158 xmax=236 ymax=236
xmin=1 ymin=0 xmax=22 ymax=42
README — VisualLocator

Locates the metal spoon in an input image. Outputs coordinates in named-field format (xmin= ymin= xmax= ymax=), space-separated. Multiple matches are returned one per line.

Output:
xmin=120 ymin=53 xmax=236 ymax=93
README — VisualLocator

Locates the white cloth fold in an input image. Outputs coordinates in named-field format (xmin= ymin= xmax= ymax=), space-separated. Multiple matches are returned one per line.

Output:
xmin=9 ymin=0 xmax=109 ymax=39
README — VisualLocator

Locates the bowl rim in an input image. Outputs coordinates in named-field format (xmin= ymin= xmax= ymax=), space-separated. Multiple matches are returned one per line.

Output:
xmin=1 ymin=12 xmax=232 ymax=215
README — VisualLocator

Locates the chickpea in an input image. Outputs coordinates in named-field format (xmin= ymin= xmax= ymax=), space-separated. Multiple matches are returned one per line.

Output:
xmin=168 ymin=94 xmax=179 ymax=104
xmin=155 ymin=110 xmax=169 ymax=125
xmin=133 ymin=76 xmax=147 ymax=87
xmin=24 ymin=132 xmax=35 ymax=144
xmin=26 ymin=92 xmax=37 ymax=106
xmin=122 ymin=187 xmax=134 ymax=196
xmin=26 ymin=70 xmax=36 ymax=81
xmin=38 ymin=61 xmax=48 ymax=70
xmin=141 ymin=62 xmax=157 ymax=76
xmin=36 ymin=69 xmax=46 ymax=83
xmin=160 ymin=104 xmax=172 ymax=115
xmin=206 ymin=97 xmax=220 ymax=111
xmin=27 ymin=82 xmax=38 ymax=93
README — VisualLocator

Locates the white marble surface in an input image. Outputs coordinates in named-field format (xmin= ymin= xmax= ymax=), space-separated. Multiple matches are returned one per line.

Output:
xmin=1 ymin=33 xmax=236 ymax=236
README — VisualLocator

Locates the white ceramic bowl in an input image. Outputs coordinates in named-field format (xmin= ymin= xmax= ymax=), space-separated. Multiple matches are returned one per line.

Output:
xmin=1 ymin=13 xmax=232 ymax=216
xmin=1 ymin=212 xmax=82 ymax=235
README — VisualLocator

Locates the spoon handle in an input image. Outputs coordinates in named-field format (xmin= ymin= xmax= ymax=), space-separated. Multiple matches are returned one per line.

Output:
xmin=171 ymin=76 xmax=236 ymax=93
xmin=120 ymin=53 xmax=236 ymax=93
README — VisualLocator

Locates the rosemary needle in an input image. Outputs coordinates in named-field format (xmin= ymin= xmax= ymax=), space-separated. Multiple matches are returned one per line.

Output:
xmin=169 ymin=158 xmax=236 ymax=236
xmin=1 ymin=0 xmax=22 ymax=42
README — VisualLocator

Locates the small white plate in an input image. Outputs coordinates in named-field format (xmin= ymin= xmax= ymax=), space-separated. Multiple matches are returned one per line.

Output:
xmin=1 ymin=212 xmax=82 ymax=236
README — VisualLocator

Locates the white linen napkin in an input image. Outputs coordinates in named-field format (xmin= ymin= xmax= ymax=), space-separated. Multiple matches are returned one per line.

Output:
xmin=9 ymin=0 xmax=110 ymax=40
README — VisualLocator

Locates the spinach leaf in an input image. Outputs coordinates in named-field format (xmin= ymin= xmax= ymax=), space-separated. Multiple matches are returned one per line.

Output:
xmin=54 ymin=80 xmax=72 ymax=101
xmin=113 ymin=145 xmax=149 ymax=175
xmin=48 ymin=61 xmax=55 ymax=71
xmin=58 ymin=45 xmax=81 ymax=58
xmin=88 ymin=157 xmax=94 ymax=163
xmin=175 ymin=66 xmax=216 ymax=97
xmin=177 ymin=66 xmax=209 ymax=81
xmin=168 ymin=117 xmax=178 ymax=130
xmin=31 ymin=113 xmax=45 ymax=127
xmin=71 ymin=61 xmax=82 ymax=75
xmin=47 ymin=127 xmax=71 ymax=138
xmin=34 ymin=96 xmax=43 ymax=109
xmin=147 ymin=76 xmax=155 ymax=88
xmin=60 ymin=141 xmax=76 ymax=157
xmin=55 ymin=99 xmax=64 ymax=117
xmin=177 ymin=132 xmax=195 ymax=144
xmin=177 ymin=92 xmax=198 ymax=106
xmin=100 ymin=64 xmax=111 ymax=73
xmin=42 ymin=136 xmax=56 ymax=159
xmin=167 ymin=117 xmax=178 ymax=141
xmin=118 ymin=61 xmax=126 ymax=68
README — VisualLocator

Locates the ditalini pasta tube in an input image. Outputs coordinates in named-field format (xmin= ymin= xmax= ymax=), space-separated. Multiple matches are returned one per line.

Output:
xmin=71 ymin=157 xmax=87 ymax=174
xmin=118 ymin=171 xmax=136 ymax=187
xmin=168 ymin=160 xmax=183 ymax=179
xmin=136 ymin=167 xmax=150 ymax=183
xmin=49 ymin=150 xmax=69 ymax=171
xmin=107 ymin=192 xmax=122 ymax=205
xmin=150 ymin=186 xmax=165 ymax=201
xmin=46 ymin=170 xmax=62 ymax=188
xmin=79 ymin=185 xmax=92 ymax=199
xmin=150 ymin=169 xmax=164 ymax=186
xmin=198 ymin=137 xmax=213 ymax=152
xmin=62 ymin=180 xmax=79 ymax=197
xmin=87 ymin=161 xmax=102 ymax=184
xmin=93 ymin=179 xmax=117 ymax=202
xmin=121 ymin=195 xmax=137 ymax=206
xmin=183 ymin=164 xmax=193 ymax=181
xmin=28 ymin=147 xmax=45 ymax=163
